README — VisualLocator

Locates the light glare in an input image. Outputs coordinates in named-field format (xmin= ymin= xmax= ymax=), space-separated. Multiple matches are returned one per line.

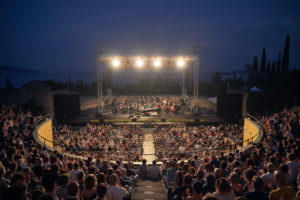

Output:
xmin=112 ymin=59 xmax=121 ymax=68
xmin=177 ymin=58 xmax=185 ymax=68
xmin=153 ymin=59 xmax=161 ymax=68
xmin=135 ymin=58 xmax=144 ymax=68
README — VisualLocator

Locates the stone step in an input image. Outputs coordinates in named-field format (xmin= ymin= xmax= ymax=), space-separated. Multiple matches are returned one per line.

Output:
xmin=132 ymin=193 xmax=167 ymax=200
xmin=134 ymin=186 xmax=166 ymax=192
xmin=138 ymin=181 xmax=163 ymax=186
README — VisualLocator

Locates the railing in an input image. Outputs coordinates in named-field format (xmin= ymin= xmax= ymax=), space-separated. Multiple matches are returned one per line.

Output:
xmin=33 ymin=114 xmax=54 ymax=151
xmin=32 ymin=113 xmax=263 ymax=163
xmin=241 ymin=113 xmax=263 ymax=151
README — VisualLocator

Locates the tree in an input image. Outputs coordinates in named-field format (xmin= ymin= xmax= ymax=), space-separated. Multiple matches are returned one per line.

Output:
xmin=267 ymin=61 xmax=271 ymax=72
xmin=252 ymin=56 xmax=258 ymax=71
xmin=260 ymin=48 xmax=266 ymax=72
xmin=277 ymin=52 xmax=281 ymax=72
xmin=271 ymin=61 xmax=276 ymax=73
xmin=282 ymin=34 xmax=290 ymax=72
xmin=5 ymin=77 xmax=15 ymax=91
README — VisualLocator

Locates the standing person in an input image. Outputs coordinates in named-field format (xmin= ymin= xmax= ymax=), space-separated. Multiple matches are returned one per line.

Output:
xmin=149 ymin=160 xmax=160 ymax=180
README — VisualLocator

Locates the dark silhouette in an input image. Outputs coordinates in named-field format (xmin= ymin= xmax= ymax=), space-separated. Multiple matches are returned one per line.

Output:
xmin=260 ymin=48 xmax=266 ymax=72
xmin=282 ymin=34 xmax=290 ymax=72
xmin=252 ymin=56 xmax=258 ymax=71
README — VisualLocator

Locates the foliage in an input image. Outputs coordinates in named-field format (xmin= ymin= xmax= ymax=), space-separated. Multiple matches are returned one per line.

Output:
xmin=282 ymin=34 xmax=290 ymax=72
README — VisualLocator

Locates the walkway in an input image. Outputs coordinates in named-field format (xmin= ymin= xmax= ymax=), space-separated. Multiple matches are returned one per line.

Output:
xmin=132 ymin=180 xmax=167 ymax=200
xmin=142 ymin=128 xmax=156 ymax=163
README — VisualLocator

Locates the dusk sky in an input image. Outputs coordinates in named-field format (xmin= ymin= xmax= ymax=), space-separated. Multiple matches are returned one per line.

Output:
xmin=1 ymin=0 xmax=300 ymax=73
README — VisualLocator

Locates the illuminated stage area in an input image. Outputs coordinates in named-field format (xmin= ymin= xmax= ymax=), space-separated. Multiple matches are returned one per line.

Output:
xmin=95 ymin=45 xmax=201 ymax=116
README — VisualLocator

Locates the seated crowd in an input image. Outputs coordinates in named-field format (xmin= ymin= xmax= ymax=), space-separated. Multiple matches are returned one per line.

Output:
xmin=0 ymin=104 xmax=139 ymax=200
xmin=0 ymin=103 xmax=300 ymax=200
xmin=54 ymin=124 xmax=144 ymax=161
xmin=153 ymin=124 xmax=243 ymax=160
xmin=147 ymin=108 xmax=299 ymax=200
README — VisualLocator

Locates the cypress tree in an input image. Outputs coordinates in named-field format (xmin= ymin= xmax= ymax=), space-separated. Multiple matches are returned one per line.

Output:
xmin=271 ymin=61 xmax=275 ymax=73
xmin=260 ymin=48 xmax=266 ymax=72
xmin=282 ymin=34 xmax=290 ymax=72
xmin=277 ymin=52 xmax=281 ymax=72
xmin=252 ymin=56 xmax=258 ymax=71
xmin=267 ymin=61 xmax=271 ymax=72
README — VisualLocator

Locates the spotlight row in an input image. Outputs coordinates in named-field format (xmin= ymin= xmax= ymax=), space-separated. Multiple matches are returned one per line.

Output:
xmin=110 ymin=58 xmax=186 ymax=69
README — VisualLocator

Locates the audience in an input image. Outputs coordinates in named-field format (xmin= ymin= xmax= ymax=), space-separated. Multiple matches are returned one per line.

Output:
xmin=0 ymin=103 xmax=300 ymax=200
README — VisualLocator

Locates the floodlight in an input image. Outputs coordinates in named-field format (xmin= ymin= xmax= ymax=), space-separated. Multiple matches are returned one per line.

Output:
xmin=153 ymin=59 xmax=162 ymax=68
xmin=176 ymin=58 xmax=185 ymax=68
xmin=135 ymin=58 xmax=144 ymax=68
xmin=111 ymin=58 xmax=121 ymax=68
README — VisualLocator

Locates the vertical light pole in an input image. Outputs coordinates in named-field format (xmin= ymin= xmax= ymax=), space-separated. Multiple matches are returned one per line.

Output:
xmin=96 ymin=44 xmax=103 ymax=115
xmin=193 ymin=44 xmax=200 ymax=99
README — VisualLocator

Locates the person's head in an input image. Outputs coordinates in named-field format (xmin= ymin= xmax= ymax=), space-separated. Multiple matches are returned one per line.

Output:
xmin=279 ymin=164 xmax=289 ymax=173
xmin=215 ymin=177 xmax=232 ymax=194
xmin=288 ymin=153 xmax=296 ymax=161
xmin=77 ymin=170 xmax=84 ymax=181
xmin=184 ymin=173 xmax=193 ymax=186
xmin=108 ymin=174 xmax=118 ymax=186
xmin=243 ymin=168 xmax=257 ymax=183
xmin=220 ymin=160 xmax=227 ymax=170
xmin=96 ymin=183 xmax=107 ymax=199
xmin=85 ymin=174 xmax=97 ymax=189
xmin=214 ymin=168 xmax=222 ymax=179
xmin=97 ymin=172 xmax=106 ymax=184
xmin=229 ymin=172 xmax=240 ymax=185
xmin=196 ymin=169 xmax=204 ymax=180
xmin=193 ymin=181 xmax=203 ymax=195
xmin=9 ymin=181 xmax=27 ymax=200
xmin=67 ymin=182 xmax=79 ymax=197
xmin=252 ymin=176 xmax=264 ymax=191
xmin=274 ymin=170 xmax=287 ymax=187
xmin=67 ymin=162 xmax=74 ymax=171
xmin=32 ymin=186 xmax=46 ymax=200
xmin=142 ymin=159 xmax=147 ymax=165
xmin=266 ymin=162 xmax=274 ymax=173
xmin=152 ymin=160 xmax=156 ymax=166
xmin=58 ymin=174 xmax=69 ymax=186
xmin=206 ymin=174 xmax=215 ymax=186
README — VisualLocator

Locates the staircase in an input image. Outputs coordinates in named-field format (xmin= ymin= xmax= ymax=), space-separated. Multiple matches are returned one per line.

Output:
xmin=132 ymin=180 xmax=167 ymax=200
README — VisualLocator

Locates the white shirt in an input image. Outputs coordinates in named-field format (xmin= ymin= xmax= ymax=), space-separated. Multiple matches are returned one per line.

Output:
xmin=106 ymin=185 xmax=127 ymax=200
xmin=179 ymin=146 xmax=185 ymax=153
xmin=70 ymin=169 xmax=79 ymax=181
xmin=149 ymin=165 xmax=160 ymax=179
xmin=261 ymin=172 xmax=274 ymax=186
xmin=286 ymin=160 xmax=299 ymax=180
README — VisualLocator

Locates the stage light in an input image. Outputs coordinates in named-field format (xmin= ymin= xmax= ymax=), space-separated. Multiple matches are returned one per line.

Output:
xmin=176 ymin=58 xmax=185 ymax=68
xmin=111 ymin=58 xmax=121 ymax=68
xmin=153 ymin=59 xmax=161 ymax=68
xmin=135 ymin=58 xmax=144 ymax=68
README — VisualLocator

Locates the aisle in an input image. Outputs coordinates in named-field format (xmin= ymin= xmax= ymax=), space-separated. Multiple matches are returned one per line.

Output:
xmin=142 ymin=128 xmax=156 ymax=163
